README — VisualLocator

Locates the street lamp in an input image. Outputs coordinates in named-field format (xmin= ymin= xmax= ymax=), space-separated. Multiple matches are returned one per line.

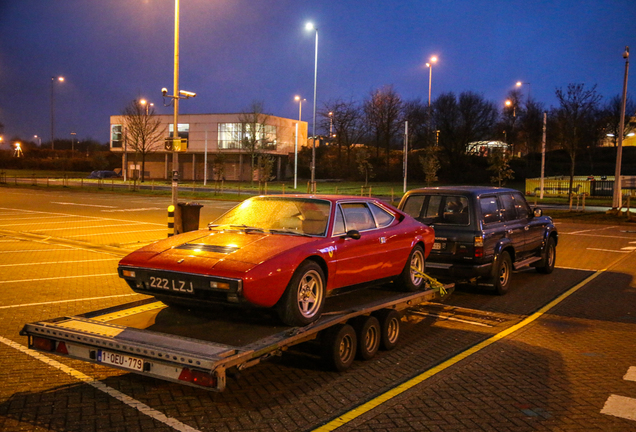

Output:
xmin=50 ymin=76 xmax=64 ymax=150
xmin=294 ymin=95 xmax=306 ymax=190
xmin=140 ymin=99 xmax=154 ymax=115
xmin=426 ymin=56 xmax=438 ymax=107
xmin=33 ymin=135 xmax=41 ymax=146
xmin=505 ymin=99 xmax=516 ymax=117
xmin=306 ymin=22 xmax=318 ymax=194
xmin=516 ymin=81 xmax=531 ymax=102
xmin=70 ymin=132 xmax=76 ymax=154
xmin=612 ymin=46 xmax=630 ymax=210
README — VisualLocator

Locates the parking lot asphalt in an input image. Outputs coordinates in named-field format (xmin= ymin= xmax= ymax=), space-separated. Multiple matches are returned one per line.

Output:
xmin=0 ymin=186 xmax=635 ymax=431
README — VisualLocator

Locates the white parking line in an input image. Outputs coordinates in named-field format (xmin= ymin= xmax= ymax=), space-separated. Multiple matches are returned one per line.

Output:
xmin=624 ymin=367 xmax=636 ymax=382
xmin=68 ymin=228 xmax=168 ymax=238
xmin=101 ymin=207 xmax=162 ymax=212
xmin=586 ymin=248 xmax=631 ymax=253
xmin=601 ymin=395 xmax=636 ymax=421
xmin=0 ymin=248 xmax=71 ymax=254
xmin=51 ymin=202 xmax=118 ymax=208
xmin=0 ymin=273 xmax=116 ymax=284
xmin=0 ymin=206 xmax=165 ymax=226
xmin=0 ymin=293 xmax=140 ymax=309
xmin=0 ymin=258 xmax=120 ymax=267
xmin=29 ymin=223 xmax=149 ymax=232
xmin=0 ymin=335 xmax=201 ymax=432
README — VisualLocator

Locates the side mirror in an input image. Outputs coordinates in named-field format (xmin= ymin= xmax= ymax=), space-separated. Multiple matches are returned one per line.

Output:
xmin=344 ymin=230 xmax=361 ymax=240
xmin=533 ymin=208 xmax=543 ymax=217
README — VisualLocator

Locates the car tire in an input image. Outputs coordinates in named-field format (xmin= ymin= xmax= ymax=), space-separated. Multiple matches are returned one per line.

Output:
xmin=373 ymin=309 xmax=401 ymax=351
xmin=536 ymin=237 xmax=556 ymax=274
xmin=277 ymin=261 xmax=325 ymax=327
xmin=398 ymin=244 xmax=426 ymax=292
xmin=490 ymin=251 xmax=512 ymax=295
xmin=351 ymin=316 xmax=381 ymax=360
xmin=321 ymin=324 xmax=357 ymax=372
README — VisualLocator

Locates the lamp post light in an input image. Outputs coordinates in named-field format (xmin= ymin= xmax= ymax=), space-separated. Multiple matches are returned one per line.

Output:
xmin=50 ymin=76 xmax=64 ymax=150
xmin=140 ymin=99 xmax=154 ymax=115
xmin=613 ymin=46 xmax=630 ymax=210
xmin=516 ymin=81 xmax=531 ymax=102
xmin=505 ymin=99 xmax=516 ymax=117
xmin=70 ymin=132 xmax=76 ymax=154
xmin=294 ymin=95 xmax=306 ymax=190
xmin=306 ymin=22 xmax=318 ymax=194
xmin=33 ymin=135 xmax=41 ymax=146
xmin=426 ymin=56 xmax=437 ymax=108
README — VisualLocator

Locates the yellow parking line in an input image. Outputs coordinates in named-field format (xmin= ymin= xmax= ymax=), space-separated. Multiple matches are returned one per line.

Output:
xmin=313 ymin=270 xmax=603 ymax=432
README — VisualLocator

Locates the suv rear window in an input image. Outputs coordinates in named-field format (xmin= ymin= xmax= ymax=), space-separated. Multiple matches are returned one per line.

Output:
xmin=401 ymin=195 xmax=469 ymax=225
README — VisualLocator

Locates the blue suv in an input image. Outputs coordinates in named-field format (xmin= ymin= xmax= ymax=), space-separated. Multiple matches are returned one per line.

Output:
xmin=398 ymin=186 xmax=558 ymax=294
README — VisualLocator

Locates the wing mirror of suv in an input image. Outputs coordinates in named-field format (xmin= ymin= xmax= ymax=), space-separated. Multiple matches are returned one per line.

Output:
xmin=344 ymin=230 xmax=361 ymax=240
xmin=533 ymin=208 xmax=543 ymax=217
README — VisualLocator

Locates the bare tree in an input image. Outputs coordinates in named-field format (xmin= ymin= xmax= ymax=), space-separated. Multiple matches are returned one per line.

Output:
xmin=320 ymin=99 xmax=366 ymax=170
xmin=487 ymin=150 xmax=514 ymax=186
xmin=356 ymin=147 xmax=374 ymax=186
xmin=239 ymin=101 xmax=275 ymax=184
xmin=363 ymin=86 xmax=402 ymax=171
xmin=603 ymin=95 xmax=636 ymax=146
xmin=432 ymin=91 xmax=498 ymax=165
xmin=419 ymin=146 xmax=441 ymax=186
xmin=402 ymin=99 xmax=430 ymax=149
xmin=121 ymin=99 xmax=166 ymax=182
xmin=551 ymin=84 xmax=603 ymax=194
xmin=516 ymin=98 xmax=546 ymax=155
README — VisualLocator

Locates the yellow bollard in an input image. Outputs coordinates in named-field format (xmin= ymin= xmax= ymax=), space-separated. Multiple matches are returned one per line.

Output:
xmin=167 ymin=205 xmax=175 ymax=237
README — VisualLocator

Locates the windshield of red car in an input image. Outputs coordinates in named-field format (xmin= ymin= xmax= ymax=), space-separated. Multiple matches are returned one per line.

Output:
xmin=212 ymin=197 xmax=331 ymax=236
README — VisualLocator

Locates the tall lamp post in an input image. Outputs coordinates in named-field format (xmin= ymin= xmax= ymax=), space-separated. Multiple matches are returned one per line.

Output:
xmin=306 ymin=22 xmax=318 ymax=194
xmin=516 ymin=81 xmax=531 ymax=103
xmin=426 ymin=56 xmax=437 ymax=108
xmin=613 ymin=46 xmax=630 ymax=210
xmin=140 ymin=99 xmax=154 ymax=115
xmin=50 ymin=76 xmax=64 ymax=150
xmin=33 ymin=135 xmax=41 ymax=146
xmin=294 ymin=95 xmax=305 ymax=190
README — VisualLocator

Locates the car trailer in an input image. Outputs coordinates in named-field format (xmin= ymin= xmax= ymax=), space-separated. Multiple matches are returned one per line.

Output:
xmin=21 ymin=283 xmax=452 ymax=392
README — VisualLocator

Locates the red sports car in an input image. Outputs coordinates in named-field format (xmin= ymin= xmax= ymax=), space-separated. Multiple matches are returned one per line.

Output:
xmin=118 ymin=195 xmax=435 ymax=326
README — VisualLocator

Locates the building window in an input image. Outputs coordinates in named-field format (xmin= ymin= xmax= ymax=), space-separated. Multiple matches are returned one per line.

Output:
xmin=168 ymin=124 xmax=189 ymax=139
xmin=218 ymin=123 xmax=242 ymax=149
xmin=111 ymin=124 xmax=123 ymax=148
xmin=218 ymin=123 xmax=277 ymax=150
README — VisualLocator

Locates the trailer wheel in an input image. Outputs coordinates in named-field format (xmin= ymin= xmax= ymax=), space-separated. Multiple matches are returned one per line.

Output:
xmin=398 ymin=245 xmax=426 ymax=292
xmin=277 ymin=261 xmax=325 ymax=326
xmin=321 ymin=324 xmax=357 ymax=372
xmin=351 ymin=316 xmax=381 ymax=360
xmin=374 ymin=309 xmax=401 ymax=351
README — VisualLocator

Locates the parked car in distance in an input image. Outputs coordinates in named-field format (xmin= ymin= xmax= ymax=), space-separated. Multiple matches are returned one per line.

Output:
xmin=398 ymin=186 xmax=557 ymax=294
xmin=87 ymin=170 xmax=121 ymax=179
xmin=119 ymin=195 xmax=435 ymax=326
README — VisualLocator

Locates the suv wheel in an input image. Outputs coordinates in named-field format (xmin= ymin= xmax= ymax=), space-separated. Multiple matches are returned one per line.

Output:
xmin=536 ymin=237 xmax=556 ymax=274
xmin=490 ymin=251 xmax=512 ymax=295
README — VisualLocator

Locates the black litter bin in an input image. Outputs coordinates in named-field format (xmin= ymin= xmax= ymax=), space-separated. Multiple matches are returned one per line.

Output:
xmin=178 ymin=202 xmax=203 ymax=232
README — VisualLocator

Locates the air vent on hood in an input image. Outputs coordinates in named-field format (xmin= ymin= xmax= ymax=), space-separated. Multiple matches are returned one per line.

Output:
xmin=175 ymin=243 xmax=240 ymax=254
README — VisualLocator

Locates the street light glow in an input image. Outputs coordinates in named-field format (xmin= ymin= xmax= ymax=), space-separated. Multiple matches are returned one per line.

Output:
xmin=305 ymin=22 xmax=315 ymax=31
xmin=430 ymin=56 xmax=438 ymax=63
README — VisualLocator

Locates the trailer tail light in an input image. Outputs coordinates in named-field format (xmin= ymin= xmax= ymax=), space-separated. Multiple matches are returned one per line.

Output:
xmin=32 ymin=336 xmax=55 ymax=352
xmin=178 ymin=368 xmax=216 ymax=388
xmin=56 ymin=341 xmax=69 ymax=355
xmin=474 ymin=236 xmax=484 ymax=258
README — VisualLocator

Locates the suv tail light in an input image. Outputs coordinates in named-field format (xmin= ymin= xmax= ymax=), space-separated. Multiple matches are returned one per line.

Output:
xmin=474 ymin=236 xmax=484 ymax=258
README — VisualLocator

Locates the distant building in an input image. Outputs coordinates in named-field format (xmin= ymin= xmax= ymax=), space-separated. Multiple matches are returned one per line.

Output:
xmin=466 ymin=140 xmax=509 ymax=156
xmin=109 ymin=113 xmax=308 ymax=181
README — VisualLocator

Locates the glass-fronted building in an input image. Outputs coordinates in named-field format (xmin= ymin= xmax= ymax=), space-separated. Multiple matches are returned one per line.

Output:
xmin=109 ymin=113 xmax=308 ymax=181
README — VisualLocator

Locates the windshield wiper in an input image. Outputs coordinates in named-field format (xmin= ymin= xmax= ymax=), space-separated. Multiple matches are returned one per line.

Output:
xmin=268 ymin=228 xmax=312 ymax=237
xmin=229 ymin=224 xmax=265 ymax=233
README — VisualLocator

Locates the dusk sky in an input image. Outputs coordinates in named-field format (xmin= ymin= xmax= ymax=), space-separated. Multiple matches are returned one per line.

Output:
xmin=1 ymin=0 xmax=634 ymax=144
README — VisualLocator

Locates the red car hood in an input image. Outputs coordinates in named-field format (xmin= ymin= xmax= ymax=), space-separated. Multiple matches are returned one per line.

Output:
xmin=119 ymin=229 xmax=316 ymax=275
